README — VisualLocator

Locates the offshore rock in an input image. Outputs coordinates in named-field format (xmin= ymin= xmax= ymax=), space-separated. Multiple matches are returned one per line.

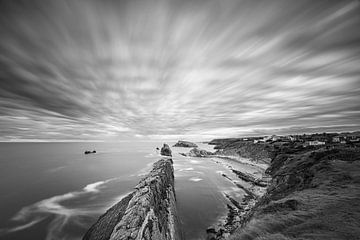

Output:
xmin=161 ymin=143 xmax=172 ymax=157
xmin=83 ymin=159 xmax=182 ymax=240
xmin=181 ymin=148 xmax=214 ymax=157
xmin=173 ymin=140 xmax=198 ymax=148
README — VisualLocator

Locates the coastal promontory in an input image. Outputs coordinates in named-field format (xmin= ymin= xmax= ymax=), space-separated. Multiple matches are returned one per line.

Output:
xmin=210 ymin=137 xmax=360 ymax=240
xmin=83 ymin=158 xmax=182 ymax=240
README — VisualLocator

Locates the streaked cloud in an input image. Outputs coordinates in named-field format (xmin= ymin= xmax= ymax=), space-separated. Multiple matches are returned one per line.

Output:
xmin=0 ymin=0 xmax=359 ymax=141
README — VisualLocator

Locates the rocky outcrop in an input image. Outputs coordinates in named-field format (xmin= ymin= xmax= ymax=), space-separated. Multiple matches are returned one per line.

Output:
xmin=85 ymin=150 xmax=96 ymax=154
xmin=173 ymin=140 xmax=198 ymax=148
xmin=228 ymin=147 xmax=360 ymax=240
xmin=180 ymin=148 xmax=214 ymax=157
xmin=210 ymin=139 xmax=271 ymax=163
xmin=160 ymin=143 xmax=172 ymax=157
xmin=231 ymin=169 xmax=268 ymax=187
xmin=83 ymin=158 xmax=182 ymax=240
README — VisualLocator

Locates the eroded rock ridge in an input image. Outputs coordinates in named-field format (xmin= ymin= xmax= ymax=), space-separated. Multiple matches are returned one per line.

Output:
xmin=83 ymin=158 xmax=182 ymax=240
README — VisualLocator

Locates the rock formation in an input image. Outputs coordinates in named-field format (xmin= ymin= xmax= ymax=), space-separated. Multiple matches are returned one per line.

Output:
xmin=85 ymin=150 xmax=96 ymax=154
xmin=173 ymin=140 xmax=198 ymax=148
xmin=210 ymin=139 xmax=271 ymax=163
xmin=83 ymin=158 xmax=182 ymax=240
xmin=180 ymin=148 xmax=213 ymax=157
xmin=160 ymin=143 xmax=172 ymax=157
xmin=228 ymin=147 xmax=360 ymax=240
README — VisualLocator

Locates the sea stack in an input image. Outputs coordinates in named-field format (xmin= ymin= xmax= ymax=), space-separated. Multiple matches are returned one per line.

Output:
xmin=173 ymin=140 xmax=198 ymax=148
xmin=83 ymin=158 xmax=182 ymax=240
xmin=160 ymin=143 xmax=172 ymax=157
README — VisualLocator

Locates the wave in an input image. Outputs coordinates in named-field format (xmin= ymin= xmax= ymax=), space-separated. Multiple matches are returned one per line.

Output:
xmin=0 ymin=178 xmax=117 ymax=240
xmin=189 ymin=177 xmax=203 ymax=182
xmin=178 ymin=167 xmax=194 ymax=172
xmin=47 ymin=166 xmax=67 ymax=173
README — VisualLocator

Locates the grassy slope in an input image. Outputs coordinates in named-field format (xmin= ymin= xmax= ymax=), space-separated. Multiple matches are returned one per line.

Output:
xmin=228 ymin=147 xmax=360 ymax=240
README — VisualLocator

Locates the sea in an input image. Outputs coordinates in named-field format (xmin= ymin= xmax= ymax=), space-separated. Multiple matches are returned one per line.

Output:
xmin=0 ymin=141 xmax=248 ymax=240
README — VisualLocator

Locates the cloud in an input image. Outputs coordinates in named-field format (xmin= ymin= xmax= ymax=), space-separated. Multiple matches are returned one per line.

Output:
xmin=0 ymin=0 xmax=359 ymax=141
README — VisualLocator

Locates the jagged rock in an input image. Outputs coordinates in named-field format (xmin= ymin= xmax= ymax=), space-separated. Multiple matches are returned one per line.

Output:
xmin=83 ymin=159 xmax=182 ymax=240
xmin=181 ymin=148 xmax=214 ymax=157
xmin=206 ymin=227 xmax=217 ymax=240
xmin=161 ymin=143 xmax=172 ymax=157
xmin=210 ymin=139 xmax=271 ymax=163
xmin=231 ymin=169 xmax=268 ymax=187
xmin=85 ymin=150 xmax=96 ymax=154
xmin=173 ymin=140 xmax=198 ymax=148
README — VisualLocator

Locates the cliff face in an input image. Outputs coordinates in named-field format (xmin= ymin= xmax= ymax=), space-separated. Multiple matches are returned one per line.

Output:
xmin=83 ymin=159 xmax=182 ymax=240
xmin=209 ymin=139 xmax=271 ymax=163
xmin=228 ymin=147 xmax=360 ymax=240
xmin=173 ymin=140 xmax=198 ymax=148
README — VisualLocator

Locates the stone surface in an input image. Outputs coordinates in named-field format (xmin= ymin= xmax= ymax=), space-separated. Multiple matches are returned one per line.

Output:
xmin=181 ymin=148 xmax=214 ymax=157
xmin=83 ymin=193 xmax=134 ymax=240
xmin=83 ymin=158 xmax=182 ymax=240
xmin=160 ymin=143 xmax=172 ymax=157
xmin=209 ymin=139 xmax=271 ymax=163
xmin=173 ymin=140 xmax=198 ymax=148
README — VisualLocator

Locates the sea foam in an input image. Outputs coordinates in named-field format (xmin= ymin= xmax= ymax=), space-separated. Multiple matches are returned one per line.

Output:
xmin=0 ymin=178 xmax=116 ymax=240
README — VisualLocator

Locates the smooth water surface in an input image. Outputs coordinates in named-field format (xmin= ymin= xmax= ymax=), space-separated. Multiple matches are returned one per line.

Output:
xmin=0 ymin=142 xmax=251 ymax=240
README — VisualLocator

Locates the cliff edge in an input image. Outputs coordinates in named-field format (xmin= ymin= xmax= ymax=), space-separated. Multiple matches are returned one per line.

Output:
xmin=83 ymin=158 xmax=182 ymax=240
xmin=209 ymin=139 xmax=271 ymax=163
xmin=228 ymin=146 xmax=360 ymax=240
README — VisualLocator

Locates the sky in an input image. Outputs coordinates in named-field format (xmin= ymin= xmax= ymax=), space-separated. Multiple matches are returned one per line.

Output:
xmin=0 ymin=0 xmax=359 ymax=141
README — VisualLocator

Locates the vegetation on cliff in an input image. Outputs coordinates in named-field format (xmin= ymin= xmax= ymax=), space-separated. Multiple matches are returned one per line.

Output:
xmin=228 ymin=146 xmax=360 ymax=240
xmin=209 ymin=139 xmax=271 ymax=163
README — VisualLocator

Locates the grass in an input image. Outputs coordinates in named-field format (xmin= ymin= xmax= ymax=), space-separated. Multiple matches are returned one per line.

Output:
xmin=228 ymin=147 xmax=360 ymax=240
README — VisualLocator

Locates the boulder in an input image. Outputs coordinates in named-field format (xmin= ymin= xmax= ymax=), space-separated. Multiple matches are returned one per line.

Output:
xmin=84 ymin=150 xmax=96 ymax=154
xmin=161 ymin=143 xmax=172 ymax=157
xmin=173 ymin=140 xmax=198 ymax=148
xmin=184 ymin=148 xmax=214 ymax=157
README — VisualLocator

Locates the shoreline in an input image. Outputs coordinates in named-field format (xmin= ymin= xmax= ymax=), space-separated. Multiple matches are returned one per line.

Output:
xmin=175 ymin=140 xmax=271 ymax=239
xmin=204 ymin=155 xmax=270 ymax=239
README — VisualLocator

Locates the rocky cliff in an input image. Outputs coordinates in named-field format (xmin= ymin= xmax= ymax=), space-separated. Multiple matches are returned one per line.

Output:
xmin=173 ymin=140 xmax=198 ymax=148
xmin=209 ymin=139 xmax=271 ymax=163
xmin=160 ymin=143 xmax=172 ymax=157
xmin=180 ymin=147 xmax=214 ymax=157
xmin=228 ymin=146 xmax=360 ymax=240
xmin=83 ymin=158 xmax=182 ymax=240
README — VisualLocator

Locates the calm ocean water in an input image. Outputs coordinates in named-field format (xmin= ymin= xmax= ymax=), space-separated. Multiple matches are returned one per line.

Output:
xmin=0 ymin=142 xmax=248 ymax=240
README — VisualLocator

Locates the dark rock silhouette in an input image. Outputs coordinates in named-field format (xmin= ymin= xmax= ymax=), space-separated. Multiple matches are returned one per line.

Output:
xmin=160 ymin=143 xmax=172 ymax=157
xmin=84 ymin=150 xmax=96 ymax=154
xmin=83 ymin=158 xmax=183 ymax=240
xmin=173 ymin=140 xmax=198 ymax=148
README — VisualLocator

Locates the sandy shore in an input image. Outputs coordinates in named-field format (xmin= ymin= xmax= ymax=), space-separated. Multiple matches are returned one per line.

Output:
xmin=190 ymin=153 xmax=271 ymax=240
